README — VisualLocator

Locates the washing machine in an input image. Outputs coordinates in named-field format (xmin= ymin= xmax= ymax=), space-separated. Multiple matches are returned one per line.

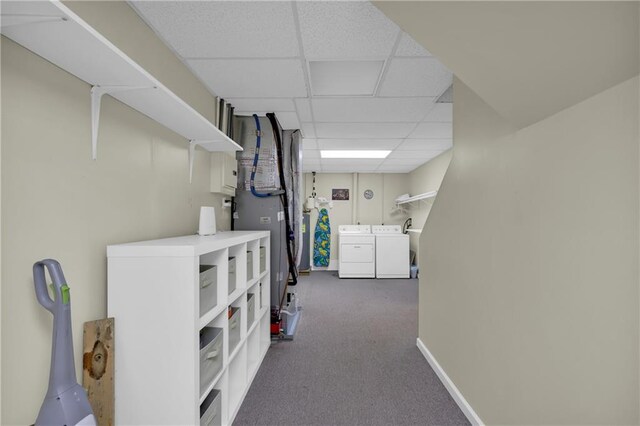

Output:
xmin=338 ymin=225 xmax=375 ymax=278
xmin=373 ymin=225 xmax=410 ymax=278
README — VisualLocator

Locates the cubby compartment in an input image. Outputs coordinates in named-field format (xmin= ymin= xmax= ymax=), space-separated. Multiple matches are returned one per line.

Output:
xmin=246 ymin=250 xmax=254 ymax=281
xmin=247 ymin=324 xmax=261 ymax=379
xmin=260 ymin=314 xmax=271 ymax=355
xmin=228 ymin=342 xmax=248 ymax=419
xmin=228 ymin=307 xmax=241 ymax=357
xmin=247 ymin=293 xmax=256 ymax=330
xmin=199 ymin=249 xmax=228 ymax=325
xmin=200 ymin=389 xmax=222 ymax=426
xmin=199 ymin=326 xmax=224 ymax=398
xmin=199 ymin=265 xmax=217 ymax=317
xmin=259 ymin=246 xmax=266 ymax=273
xmin=259 ymin=279 xmax=270 ymax=311
xmin=229 ymin=244 xmax=248 ymax=296
xmin=228 ymin=257 xmax=236 ymax=295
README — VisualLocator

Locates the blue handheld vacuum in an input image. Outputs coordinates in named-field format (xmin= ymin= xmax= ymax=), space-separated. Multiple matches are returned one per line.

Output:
xmin=33 ymin=259 xmax=96 ymax=426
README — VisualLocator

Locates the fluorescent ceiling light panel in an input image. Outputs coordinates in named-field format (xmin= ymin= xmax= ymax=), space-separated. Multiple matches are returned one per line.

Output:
xmin=309 ymin=60 xmax=384 ymax=96
xmin=321 ymin=150 xmax=391 ymax=159
xmin=318 ymin=139 xmax=402 ymax=150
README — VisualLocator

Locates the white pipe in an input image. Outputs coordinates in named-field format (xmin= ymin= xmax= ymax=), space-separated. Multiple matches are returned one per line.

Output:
xmin=352 ymin=173 xmax=358 ymax=224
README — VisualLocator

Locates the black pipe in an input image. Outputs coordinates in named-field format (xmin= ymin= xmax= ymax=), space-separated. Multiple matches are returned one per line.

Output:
xmin=266 ymin=113 xmax=298 ymax=313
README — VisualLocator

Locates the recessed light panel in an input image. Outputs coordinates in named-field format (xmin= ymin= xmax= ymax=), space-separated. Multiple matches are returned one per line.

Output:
xmin=321 ymin=150 xmax=391 ymax=159
xmin=309 ymin=60 xmax=384 ymax=96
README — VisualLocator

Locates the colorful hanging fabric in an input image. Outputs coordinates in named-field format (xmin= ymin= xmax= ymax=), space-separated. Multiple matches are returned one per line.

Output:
xmin=313 ymin=208 xmax=331 ymax=267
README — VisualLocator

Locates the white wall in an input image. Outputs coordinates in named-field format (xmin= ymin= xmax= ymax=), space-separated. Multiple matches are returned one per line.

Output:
xmin=375 ymin=2 xmax=640 ymax=423
xmin=407 ymin=150 xmax=453 ymax=265
xmin=419 ymin=76 xmax=639 ymax=424
xmin=1 ymin=3 xmax=230 ymax=423
xmin=304 ymin=173 xmax=409 ymax=268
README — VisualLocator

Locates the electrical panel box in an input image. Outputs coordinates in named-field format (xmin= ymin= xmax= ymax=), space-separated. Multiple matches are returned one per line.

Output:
xmin=210 ymin=152 xmax=238 ymax=196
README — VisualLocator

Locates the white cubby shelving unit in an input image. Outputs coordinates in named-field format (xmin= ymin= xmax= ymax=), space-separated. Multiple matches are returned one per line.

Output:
xmin=108 ymin=231 xmax=270 ymax=425
xmin=0 ymin=0 xmax=241 ymax=180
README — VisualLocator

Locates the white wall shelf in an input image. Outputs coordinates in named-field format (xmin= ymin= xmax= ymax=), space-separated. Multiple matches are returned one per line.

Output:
xmin=0 ymin=1 xmax=241 ymax=177
xmin=396 ymin=191 xmax=438 ymax=206
xmin=108 ymin=231 xmax=270 ymax=426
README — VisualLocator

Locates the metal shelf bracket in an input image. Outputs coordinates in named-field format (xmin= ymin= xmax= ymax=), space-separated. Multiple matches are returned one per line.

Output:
xmin=189 ymin=140 xmax=216 ymax=183
xmin=90 ymin=85 xmax=155 ymax=160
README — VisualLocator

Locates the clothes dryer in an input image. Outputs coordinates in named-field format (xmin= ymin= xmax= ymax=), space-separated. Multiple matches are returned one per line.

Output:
xmin=338 ymin=225 xmax=375 ymax=278
xmin=372 ymin=225 xmax=410 ymax=278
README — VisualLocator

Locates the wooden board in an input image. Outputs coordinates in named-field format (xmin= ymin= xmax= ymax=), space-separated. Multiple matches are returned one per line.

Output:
xmin=83 ymin=318 xmax=114 ymax=426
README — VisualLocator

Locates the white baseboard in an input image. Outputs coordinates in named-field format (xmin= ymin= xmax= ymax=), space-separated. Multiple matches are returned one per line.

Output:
xmin=416 ymin=338 xmax=484 ymax=425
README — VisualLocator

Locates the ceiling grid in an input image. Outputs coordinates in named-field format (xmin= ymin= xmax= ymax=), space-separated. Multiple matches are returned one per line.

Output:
xmin=130 ymin=0 xmax=453 ymax=173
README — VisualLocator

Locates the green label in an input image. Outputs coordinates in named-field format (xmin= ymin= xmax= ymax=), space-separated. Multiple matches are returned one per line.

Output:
xmin=61 ymin=285 xmax=70 ymax=304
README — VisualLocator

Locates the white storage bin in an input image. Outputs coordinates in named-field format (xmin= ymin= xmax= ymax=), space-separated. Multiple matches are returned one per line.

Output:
xmin=247 ymin=251 xmax=254 ymax=281
xmin=199 ymin=265 xmax=217 ymax=317
xmin=228 ymin=307 xmax=241 ymax=354
xmin=200 ymin=389 xmax=221 ymax=426
xmin=247 ymin=293 xmax=256 ymax=327
xmin=228 ymin=257 xmax=236 ymax=294
xmin=199 ymin=327 xmax=223 ymax=398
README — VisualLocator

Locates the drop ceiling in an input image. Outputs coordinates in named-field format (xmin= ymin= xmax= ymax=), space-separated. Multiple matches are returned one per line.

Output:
xmin=130 ymin=1 xmax=453 ymax=173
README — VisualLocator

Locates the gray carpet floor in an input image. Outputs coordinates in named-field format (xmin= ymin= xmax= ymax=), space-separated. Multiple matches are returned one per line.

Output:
xmin=234 ymin=271 xmax=469 ymax=426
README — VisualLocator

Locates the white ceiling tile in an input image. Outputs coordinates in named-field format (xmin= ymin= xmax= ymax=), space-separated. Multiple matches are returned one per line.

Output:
xmin=322 ymin=166 xmax=376 ymax=173
xmin=302 ymin=138 xmax=318 ymax=149
xmin=275 ymin=112 xmax=300 ymax=130
xmin=387 ymin=150 xmax=445 ymax=160
xmin=131 ymin=1 xmax=299 ymax=58
xmin=303 ymin=159 xmax=322 ymax=173
xmin=377 ymin=158 xmax=427 ymax=173
xmin=322 ymin=159 xmax=383 ymax=172
xmin=309 ymin=60 xmax=384 ymax=96
xmin=227 ymin=98 xmax=294 ymax=113
xmin=395 ymin=32 xmax=433 ymax=57
xmin=324 ymin=159 xmax=384 ymax=167
xmin=317 ymin=139 xmax=402 ymax=150
xmin=315 ymin=123 xmax=416 ymax=139
xmin=376 ymin=164 xmax=415 ymax=173
xmin=379 ymin=58 xmax=452 ymax=97
xmin=382 ymin=158 xmax=428 ymax=166
xmin=397 ymin=139 xmax=453 ymax=150
xmin=187 ymin=59 xmax=307 ymax=98
xmin=295 ymin=98 xmax=313 ymax=122
xmin=408 ymin=122 xmax=452 ymax=139
xmin=297 ymin=1 xmax=399 ymax=59
xmin=422 ymin=104 xmax=453 ymax=122
xmin=312 ymin=98 xmax=434 ymax=123
xmin=300 ymin=123 xmax=316 ymax=138
xmin=303 ymin=149 xmax=321 ymax=159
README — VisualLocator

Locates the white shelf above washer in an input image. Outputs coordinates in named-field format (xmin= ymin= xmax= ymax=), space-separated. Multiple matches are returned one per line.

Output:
xmin=395 ymin=191 xmax=438 ymax=205
xmin=1 ymin=0 xmax=241 ymax=174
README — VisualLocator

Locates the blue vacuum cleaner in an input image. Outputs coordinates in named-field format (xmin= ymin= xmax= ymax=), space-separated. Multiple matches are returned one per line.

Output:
xmin=33 ymin=259 xmax=96 ymax=426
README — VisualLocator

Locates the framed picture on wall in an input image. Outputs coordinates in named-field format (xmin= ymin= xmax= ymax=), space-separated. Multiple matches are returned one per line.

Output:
xmin=332 ymin=189 xmax=349 ymax=200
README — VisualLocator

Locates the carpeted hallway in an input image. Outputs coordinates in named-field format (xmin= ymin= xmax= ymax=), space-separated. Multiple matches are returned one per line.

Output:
xmin=234 ymin=271 xmax=469 ymax=425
